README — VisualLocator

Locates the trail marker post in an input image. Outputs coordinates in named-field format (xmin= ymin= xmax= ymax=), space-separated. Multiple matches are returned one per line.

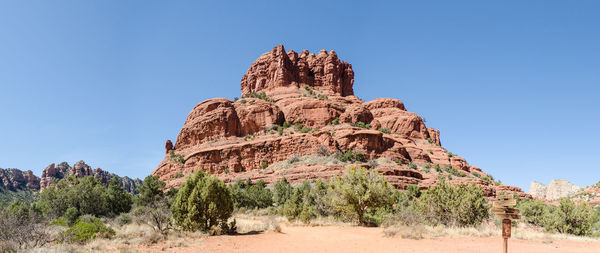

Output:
xmin=492 ymin=197 xmax=520 ymax=253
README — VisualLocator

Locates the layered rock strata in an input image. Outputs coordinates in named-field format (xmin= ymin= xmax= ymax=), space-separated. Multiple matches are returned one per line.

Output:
xmin=153 ymin=45 xmax=529 ymax=199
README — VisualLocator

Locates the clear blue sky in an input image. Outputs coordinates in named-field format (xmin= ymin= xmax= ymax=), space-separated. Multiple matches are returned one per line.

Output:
xmin=1 ymin=1 xmax=598 ymax=191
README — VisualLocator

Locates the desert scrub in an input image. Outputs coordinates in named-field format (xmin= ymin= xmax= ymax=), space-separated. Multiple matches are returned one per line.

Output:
xmin=316 ymin=145 xmax=329 ymax=156
xmin=330 ymin=167 xmax=395 ymax=226
xmin=408 ymin=162 xmax=418 ymax=170
xmin=330 ymin=117 xmax=340 ymax=125
xmin=60 ymin=217 xmax=115 ymax=244
xmin=335 ymin=149 xmax=366 ymax=163
xmin=171 ymin=171 xmax=235 ymax=233
xmin=415 ymin=181 xmax=488 ymax=226
xmin=243 ymin=91 xmax=274 ymax=103
xmin=351 ymin=121 xmax=371 ymax=129
xmin=230 ymin=179 xmax=273 ymax=209
xmin=378 ymin=128 xmax=391 ymax=134
xmin=260 ymin=161 xmax=268 ymax=169
xmin=169 ymin=150 xmax=185 ymax=164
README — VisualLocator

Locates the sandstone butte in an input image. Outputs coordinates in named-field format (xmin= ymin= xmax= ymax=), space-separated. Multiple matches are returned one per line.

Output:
xmin=152 ymin=45 xmax=530 ymax=199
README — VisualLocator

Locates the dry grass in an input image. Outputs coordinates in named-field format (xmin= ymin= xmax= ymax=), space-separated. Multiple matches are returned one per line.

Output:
xmin=233 ymin=213 xmax=284 ymax=233
xmin=382 ymin=220 xmax=600 ymax=243
xmin=28 ymin=214 xmax=600 ymax=252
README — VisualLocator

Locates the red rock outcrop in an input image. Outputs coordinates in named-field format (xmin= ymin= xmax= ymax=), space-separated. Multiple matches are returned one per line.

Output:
xmin=174 ymin=98 xmax=241 ymax=150
xmin=241 ymin=45 xmax=354 ymax=97
xmin=339 ymin=104 xmax=374 ymax=124
xmin=234 ymin=98 xmax=285 ymax=136
xmin=153 ymin=45 xmax=528 ymax=200
xmin=40 ymin=160 xmax=142 ymax=194
xmin=0 ymin=168 xmax=40 ymax=191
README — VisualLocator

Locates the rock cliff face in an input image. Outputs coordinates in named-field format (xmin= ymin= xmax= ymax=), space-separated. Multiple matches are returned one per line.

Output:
xmin=0 ymin=168 xmax=40 ymax=191
xmin=529 ymin=179 xmax=582 ymax=200
xmin=40 ymin=161 xmax=142 ymax=194
xmin=153 ymin=45 xmax=529 ymax=199
xmin=241 ymin=45 xmax=354 ymax=97
xmin=530 ymin=179 xmax=600 ymax=206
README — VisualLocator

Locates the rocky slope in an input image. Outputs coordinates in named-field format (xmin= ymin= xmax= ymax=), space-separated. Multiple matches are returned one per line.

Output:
xmin=0 ymin=168 xmax=40 ymax=191
xmin=529 ymin=179 xmax=581 ymax=200
xmin=153 ymin=45 xmax=529 ymax=199
xmin=530 ymin=179 xmax=600 ymax=206
xmin=40 ymin=161 xmax=142 ymax=194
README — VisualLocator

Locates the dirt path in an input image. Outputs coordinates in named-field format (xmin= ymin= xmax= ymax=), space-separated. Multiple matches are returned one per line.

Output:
xmin=162 ymin=224 xmax=600 ymax=253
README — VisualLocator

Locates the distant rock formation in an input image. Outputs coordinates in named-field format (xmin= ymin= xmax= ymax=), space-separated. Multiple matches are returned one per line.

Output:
xmin=152 ymin=45 xmax=529 ymax=200
xmin=529 ymin=179 xmax=581 ymax=200
xmin=40 ymin=160 xmax=142 ymax=194
xmin=0 ymin=168 xmax=40 ymax=191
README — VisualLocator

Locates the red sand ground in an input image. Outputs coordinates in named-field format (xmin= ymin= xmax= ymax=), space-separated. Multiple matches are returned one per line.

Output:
xmin=153 ymin=224 xmax=600 ymax=253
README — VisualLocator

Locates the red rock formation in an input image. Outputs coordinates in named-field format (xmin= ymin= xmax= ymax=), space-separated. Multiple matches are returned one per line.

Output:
xmin=241 ymin=45 xmax=354 ymax=97
xmin=174 ymin=98 xmax=241 ymax=150
xmin=0 ymin=168 xmax=40 ymax=191
xmin=40 ymin=160 xmax=142 ymax=194
xmin=165 ymin=140 xmax=174 ymax=154
xmin=339 ymin=104 xmax=374 ymax=124
xmin=153 ymin=45 xmax=528 ymax=199
xmin=234 ymin=98 xmax=284 ymax=136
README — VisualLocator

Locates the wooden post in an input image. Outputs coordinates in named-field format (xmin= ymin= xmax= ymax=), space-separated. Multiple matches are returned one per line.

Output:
xmin=493 ymin=197 xmax=518 ymax=253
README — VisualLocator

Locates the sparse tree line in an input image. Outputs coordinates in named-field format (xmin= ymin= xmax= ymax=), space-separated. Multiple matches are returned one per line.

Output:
xmin=1 ymin=167 xmax=599 ymax=251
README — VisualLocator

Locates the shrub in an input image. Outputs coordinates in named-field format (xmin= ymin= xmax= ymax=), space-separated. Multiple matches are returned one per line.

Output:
xmin=378 ymin=128 xmax=391 ymax=134
xmin=132 ymin=197 xmax=172 ymax=234
xmin=230 ymin=179 xmax=273 ymax=209
xmin=288 ymin=155 xmax=300 ymax=164
xmin=427 ymin=138 xmax=433 ymax=144
xmin=546 ymin=198 xmax=598 ymax=236
xmin=240 ymin=99 xmax=246 ymax=104
xmin=406 ymin=184 xmax=421 ymax=200
xmin=38 ymin=175 xmax=132 ymax=218
xmin=115 ymin=213 xmax=133 ymax=226
xmin=335 ymin=149 xmax=367 ymax=163
xmin=395 ymin=158 xmax=405 ymax=165
xmin=64 ymin=207 xmax=79 ymax=226
xmin=519 ymin=199 xmax=551 ymax=227
xmin=60 ymin=217 xmax=115 ymax=244
xmin=171 ymin=172 xmax=234 ymax=233
xmin=243 ymin=91 xmax=274 ymax=103
xmin=316 ymin=145 xmax=329 ymax=156
xmin=260 ymin=161 xmax=269 ymax=169
xmin=169 ymin=150 xmax=185 ymax=164
xmin=427 ymin=149 xmax=433 ymax=154
xmin=415 ymin=181 xmax=488 ymax=226
xmin=105 ymin=176 xmax=133 ymax=215
xmin=330 ymin=168 xmax=394 ymax=225
xmin=408 ymin=162 xmax=418 ymax=170
xmin=434 ymin=164 xmax=442 ymax=173
xmin=135 ymin=175 xmax=166 ymax=207
xmin=273 ymin=178 xmax=293 ymax=206
xmin=331 ymin=117 xmax=340 ymax=125
xmin=0 ymin=202 xmax=50 ymax=250
xmin=281 ymin=181 xmax=317 ymax=223
xmin=367 ymin=159 xmax=379 ymax=168
xmin=300 ymin=127 xmax=312 ymax=133
xmin=351 ymin=122 xmax=371 ymax=129
xmin=447 ymin=152 xmax=456 ymax=157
